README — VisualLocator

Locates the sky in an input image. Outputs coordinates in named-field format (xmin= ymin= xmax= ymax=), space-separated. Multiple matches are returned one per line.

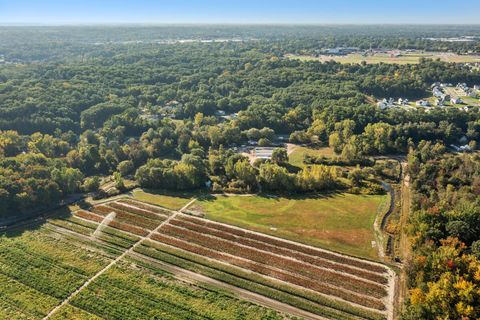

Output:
xmin=0 ymin=0 xmax=479 ymax=25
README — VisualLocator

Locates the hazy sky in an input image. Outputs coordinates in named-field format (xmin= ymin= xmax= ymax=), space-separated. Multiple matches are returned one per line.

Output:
xmin=1 ymin=0 xmax=479 ymax=25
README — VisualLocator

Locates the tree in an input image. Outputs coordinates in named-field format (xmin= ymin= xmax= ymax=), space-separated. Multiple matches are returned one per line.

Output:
xmin=258 ymin=138 xmax=271 ymax=147
xmin=472 ymin=241 xmax=480 ymax=259
xmin=82 ymin=176 xmax=100 ymax=192
xmin=113 ymin=172 xmax=126 ymax=191
xmin=271 ymin=148 xmax=288 ymax=166
xmin=233 ymin=159 xmax=257 ymax=190
xmin=117 ymin=160 xmax=135 ymax=176
xmin=258 ymin=163 xmax=292 ymax=191
xmin=328 ymin=132 xmax=343 ymax=154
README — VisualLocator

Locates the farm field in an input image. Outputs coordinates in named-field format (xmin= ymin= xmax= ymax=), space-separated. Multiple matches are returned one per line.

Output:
xmin=0 ymin=199 xmax=292 ymax=320
xmin=286 ymin=52 xmax=480 ymax=64
xmin=190 ymin=193 xmax=387 ymax=259
xmin=0 ymin=196 xmax=394 ymax=320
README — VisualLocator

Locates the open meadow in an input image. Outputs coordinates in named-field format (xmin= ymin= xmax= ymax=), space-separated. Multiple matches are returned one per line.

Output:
xmin=288 ymin=146 xmax=335 ymax=168
xmin=189 ymin=193 xmax=387 ymax=260
xmin=0 ymin=196 xmax=394 ymax=320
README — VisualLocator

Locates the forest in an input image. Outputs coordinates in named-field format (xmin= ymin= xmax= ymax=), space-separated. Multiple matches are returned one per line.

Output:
xmin=1 ymin=26 xmax=480 ymax=217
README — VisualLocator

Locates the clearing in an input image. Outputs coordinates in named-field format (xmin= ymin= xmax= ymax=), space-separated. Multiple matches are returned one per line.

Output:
xmin=188 ymin=193 xmax=387 ymax=260
xmin=288 ymin=145 xmax=335 ymax=168
xmin=286 ymin=52 xmax=480 ymax=65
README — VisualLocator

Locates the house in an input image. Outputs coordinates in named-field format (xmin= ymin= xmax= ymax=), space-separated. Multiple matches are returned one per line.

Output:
xmin=466 ymin=89 xmax=477 ymax=97
xmin=215 ymin=110 xmax=226 ymax=116
xmin=377 ymin=98 xmax=391 ymax=110
xmin=434 ymin=98 xmax=445 ymax=106
xmin=451 ymin=97 xmax=463 ymax=104
xmin=450 ymin=144 xmax=472 ymax=153
xmin=432 ymin=86 xmax=444 ymax=98
xmin=378 ymin=98 xmax=398 ymax=110
xmin=416 ymin=100 xmax=430 ymax=107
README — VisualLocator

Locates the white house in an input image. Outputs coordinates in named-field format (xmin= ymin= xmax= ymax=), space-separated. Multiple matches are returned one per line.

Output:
xmin=416 ymin=100 xmax=430 ymax=107
xmin=451 ymin=97 xmax=463 ymax=104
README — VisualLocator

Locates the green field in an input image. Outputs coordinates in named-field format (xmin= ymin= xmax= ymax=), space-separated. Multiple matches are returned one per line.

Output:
xmin=131 ymin=188 xmax=194 ymax=210
xmin=288 ymin=146 xmax=335 ymax=168
xmin=192 ymin=193 xmax=387 ymax=259
xmin=287 ymin=52 xmax=480 ymax=65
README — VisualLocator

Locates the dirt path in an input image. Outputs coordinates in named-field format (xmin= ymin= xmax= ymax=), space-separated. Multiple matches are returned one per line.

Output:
xmin=394 ymin=162 xmax=411 ymax=317
xmin=43 ymin=198 xmax=197 ymax=319
xmin=286 ymin=143 xmax=297 ymax=155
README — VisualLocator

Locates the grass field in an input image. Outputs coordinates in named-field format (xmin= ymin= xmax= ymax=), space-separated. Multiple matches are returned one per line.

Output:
xmin=191 ymin=193 xmax=386 ymax=260
xmin=288 ymin=146 xmax=335 ymax=168
xmin=287 ymin=52 xmax=480 ymax=65
xmin=131 ymin=188 xmax=194 ymax=210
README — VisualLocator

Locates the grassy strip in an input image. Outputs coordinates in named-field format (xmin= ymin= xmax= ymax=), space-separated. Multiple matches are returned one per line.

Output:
xmin=136 ymin=242 xmax=385 ymax=320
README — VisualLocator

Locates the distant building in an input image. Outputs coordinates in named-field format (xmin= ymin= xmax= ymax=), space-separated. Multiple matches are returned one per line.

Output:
xmin=432 ymin=86 xmax=444 ymax=97
xmin=254 ymin=147 xmax=278 ymax=160
xmin=451 ymin=97 xmax=463 ymax=104
xmin=450 ymin=144 xmax=472 ymax=153
xmin=434 ymin=98 xmax=445 ymax=106
xmin=416 ymin=100 xmax=431 ymax=107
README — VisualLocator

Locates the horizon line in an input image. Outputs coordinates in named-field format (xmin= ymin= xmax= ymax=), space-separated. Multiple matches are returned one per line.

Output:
xmin=2 ymin=22 xmax=480 ymax=27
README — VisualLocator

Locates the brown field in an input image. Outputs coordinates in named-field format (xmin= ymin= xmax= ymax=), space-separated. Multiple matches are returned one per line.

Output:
xmin=286 ymin=52 xmax=480 ymax=65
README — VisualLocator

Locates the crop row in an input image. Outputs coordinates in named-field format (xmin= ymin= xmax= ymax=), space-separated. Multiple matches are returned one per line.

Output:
xmin=0 ymin=298 xmax=32 ymax=320
xmin=76 ymin=210 xmax=149 ymax=237
xmin=136 ymin=241 xmax=385 ymax=320
xmin=49 ymin=216 xmax=138 ymax=250
xmin=179 ymin=215 xmax=387 ymax=275
xmin=108 ymin=201 xmax=170 ymax=220
xmin=158 ymin=223 xmax=387 ymax=303
xmin=172 ymin=217 xmax=387 ymax=284
xmin=116 ymin=199 xmax=173 ymax=216
xmin=70 ymin=262 xmax=287 ymax=320
xmin=92 ymin=204 xmax=161 ymax=229
xmin=0 ymin=273 xmax=59 ymax=318
xmin=45 ymin=223 xmax=125 ymax=259
xmin=0 ymin=250 xmax=88 ymax=300
xmin=49 ymin=304 xmax=103 ymax=320
xmin=151 ymin=230 xmax=384 ymax=311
